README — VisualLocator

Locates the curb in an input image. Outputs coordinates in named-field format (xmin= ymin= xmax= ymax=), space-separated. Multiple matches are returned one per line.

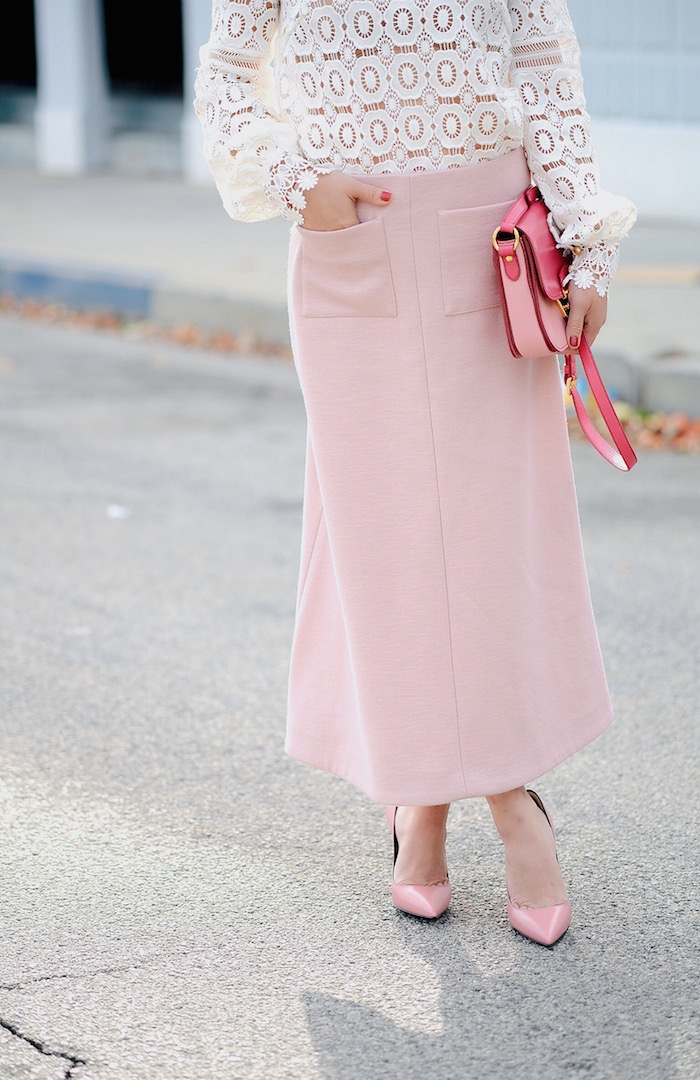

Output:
xmin=2 ymin=253 xmax=699 ymax=417
xmin=0 ymin=254 xmax=292 ymax=347
xmin=593 ymin=348 xmax=700 ymax=418
xmin=0 ymin=256 xmax=154 ymax=319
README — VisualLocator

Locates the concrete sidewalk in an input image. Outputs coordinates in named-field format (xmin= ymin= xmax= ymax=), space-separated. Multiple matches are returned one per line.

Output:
xmin=1 ymin=164 xmax=699 ymax=413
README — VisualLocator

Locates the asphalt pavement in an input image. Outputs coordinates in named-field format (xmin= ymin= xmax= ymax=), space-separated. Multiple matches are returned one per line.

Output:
xmin=0 ymin=312 xmax=698 ymax=1079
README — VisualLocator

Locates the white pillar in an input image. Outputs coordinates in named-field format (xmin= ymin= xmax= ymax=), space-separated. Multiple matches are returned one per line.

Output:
xmin=34 ymin=0 xmax=108 ymax=174
xmin=181 ymin=0 xmax=215 ymax=183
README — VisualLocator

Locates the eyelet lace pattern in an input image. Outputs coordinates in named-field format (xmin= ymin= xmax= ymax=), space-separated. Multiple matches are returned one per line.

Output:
xmin=194 ymin=0 xmax=636 ymax=294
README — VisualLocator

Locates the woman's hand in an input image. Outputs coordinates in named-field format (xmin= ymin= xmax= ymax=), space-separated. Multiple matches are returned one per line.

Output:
xmin=565 ymin=281 xmax=608 ymax=352
xmin=301 ymin=172 xmax=392 ymax=231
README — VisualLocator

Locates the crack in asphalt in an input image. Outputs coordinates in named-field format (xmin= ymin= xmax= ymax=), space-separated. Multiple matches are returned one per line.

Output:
xmin=0 ymin=952 xmax=167 ymax=992
xmin=0 ymin=1017 xmax=86 ymax=1077
xmin=0 ymin=956 xmax=169 ymax=1076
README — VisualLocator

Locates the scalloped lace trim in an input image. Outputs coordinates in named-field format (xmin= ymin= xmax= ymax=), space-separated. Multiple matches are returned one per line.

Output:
xmin=264 ymin=155 xmax=334 ymax=224
xmin=565 ymin=243 xmax=620 ymax=298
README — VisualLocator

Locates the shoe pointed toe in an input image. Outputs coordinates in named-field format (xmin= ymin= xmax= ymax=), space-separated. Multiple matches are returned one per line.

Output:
xmin=387 ymin=805 xmax=452 ymax=918
xmin=392 ymin=882 xmax=452 ymax=919
xmin=507 ymin=899 xmax=571 ymax=945
xmin=502 ymin=790 xmax=571 ymax=945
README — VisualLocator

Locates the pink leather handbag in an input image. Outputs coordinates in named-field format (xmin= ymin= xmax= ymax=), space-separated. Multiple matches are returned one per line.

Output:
xmin=493 ymin=186 xmax=637 ymax=471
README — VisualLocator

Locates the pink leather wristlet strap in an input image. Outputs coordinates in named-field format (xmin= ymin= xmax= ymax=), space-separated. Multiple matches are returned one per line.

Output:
xmin=563 ymin=335 xmax=637 ymax=471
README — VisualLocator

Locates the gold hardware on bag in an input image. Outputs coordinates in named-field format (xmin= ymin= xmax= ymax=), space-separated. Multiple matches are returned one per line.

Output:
xmin=556 ymin=285 xmax=570 ymax=318
xmin=565 ymin=376 xmax=577 ymax=394
xmin=492 ymin=226 xmax=521 ymax=253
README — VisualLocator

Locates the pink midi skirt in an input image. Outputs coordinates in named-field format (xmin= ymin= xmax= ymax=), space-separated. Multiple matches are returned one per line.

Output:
xmin=284 ymin=148 xmax=613 ymax=805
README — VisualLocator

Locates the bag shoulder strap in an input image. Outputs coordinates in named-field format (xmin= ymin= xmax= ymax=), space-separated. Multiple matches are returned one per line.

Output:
xmin=498 ymin=188 xmax=534 ymax=233
xmin=563 ymin=335 xmax=637 ymax=471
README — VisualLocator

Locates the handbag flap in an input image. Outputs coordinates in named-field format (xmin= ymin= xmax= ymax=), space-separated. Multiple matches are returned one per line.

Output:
xmin=514 ymin=194 xmax=569 ymax=301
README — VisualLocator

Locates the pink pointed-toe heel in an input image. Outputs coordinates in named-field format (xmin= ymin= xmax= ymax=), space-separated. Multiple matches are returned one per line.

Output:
xmin=506 ymin=789 xmax=571 ymax=946
xmin=386 ymin=805 xmax=452 ymax=919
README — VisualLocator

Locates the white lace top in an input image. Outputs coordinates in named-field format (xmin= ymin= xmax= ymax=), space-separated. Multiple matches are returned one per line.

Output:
xmin=194 ymin=0 xmax=637 ymax=294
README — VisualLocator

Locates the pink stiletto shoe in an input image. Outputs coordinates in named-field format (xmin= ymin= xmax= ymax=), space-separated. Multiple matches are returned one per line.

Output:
xmin=506 ymin=789 xmax=571 ymax=946
xmin=386 ymin=805 xmax=452 ymax=919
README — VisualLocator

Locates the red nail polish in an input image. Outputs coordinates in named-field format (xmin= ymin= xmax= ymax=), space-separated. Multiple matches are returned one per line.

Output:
xmin=380 ymin=191 xmax=392 ymax=202
xmin=569 ymin=334 xmax=579 ymax=348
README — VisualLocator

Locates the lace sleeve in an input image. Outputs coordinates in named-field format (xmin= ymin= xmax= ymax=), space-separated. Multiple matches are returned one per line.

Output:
xmin=193 ymin=0 xmax=331 ymax=223
xmin=508 ymin=0 xmax=637 ymax=295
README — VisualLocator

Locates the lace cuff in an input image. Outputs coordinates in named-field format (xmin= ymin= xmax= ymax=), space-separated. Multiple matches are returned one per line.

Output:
xmin=264 ymin=152 xmax=335 ymax=224
xmin=564 ymin=242 xmax=620 ymax=298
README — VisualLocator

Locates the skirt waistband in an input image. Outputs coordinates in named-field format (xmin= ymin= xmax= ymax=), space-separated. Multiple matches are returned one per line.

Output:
xmin=349 ymin=148 xmax=531 ymax=212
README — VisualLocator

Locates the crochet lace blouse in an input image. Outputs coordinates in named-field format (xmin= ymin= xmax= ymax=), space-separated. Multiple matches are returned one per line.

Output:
xmin=194 ymin=0 xmax=637 ymax=294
